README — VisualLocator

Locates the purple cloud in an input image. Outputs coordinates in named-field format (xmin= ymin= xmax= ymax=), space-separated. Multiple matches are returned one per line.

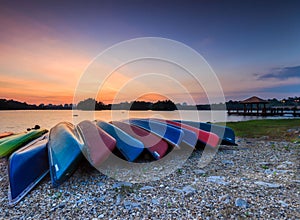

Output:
xmin=257 ymin=65 xmax=300 ymax=80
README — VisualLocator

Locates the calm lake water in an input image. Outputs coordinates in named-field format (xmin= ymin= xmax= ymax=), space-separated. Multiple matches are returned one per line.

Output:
xmin=0 ymin=110 xmax=293 ymax=133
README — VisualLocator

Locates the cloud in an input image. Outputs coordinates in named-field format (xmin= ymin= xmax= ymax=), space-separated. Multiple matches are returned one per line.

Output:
xmin=257 ymin=65 xmax=300 ymax=80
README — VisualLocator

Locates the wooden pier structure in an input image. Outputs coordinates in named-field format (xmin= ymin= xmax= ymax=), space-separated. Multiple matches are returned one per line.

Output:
xmin=227 ymin=96 xmax=300 ymax=117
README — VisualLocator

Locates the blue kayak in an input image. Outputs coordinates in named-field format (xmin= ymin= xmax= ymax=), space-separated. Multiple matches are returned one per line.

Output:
xmin=48 ymin=122 xmax=83 ymax=187
xmin=174 ymin=120 xmax=236 ymax=145
xmin=129 ymin=119 xmax=184 ymax=148
xmin=96 ymin=120 xmax=144 ymax=162
xmin=149 ymin=119 xmax=197 ymax=148
xmin=8 ymin=134 xmax=49 ymax=205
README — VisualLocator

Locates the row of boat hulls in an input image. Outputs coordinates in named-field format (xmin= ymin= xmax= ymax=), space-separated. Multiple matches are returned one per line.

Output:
xmin=0 ymin=119 xmax=237 ymax=205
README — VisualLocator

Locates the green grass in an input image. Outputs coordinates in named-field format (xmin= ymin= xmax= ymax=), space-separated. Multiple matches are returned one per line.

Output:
xmin=177 ymin=168 xmax=182 ymax=174
xmin=260 ymin=164 xmax=269 ymax=169
xmin=217 ymin=119 xmax=300 ymax=141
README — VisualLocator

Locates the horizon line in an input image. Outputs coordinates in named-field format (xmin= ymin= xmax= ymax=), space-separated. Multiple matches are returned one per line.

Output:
xmin=1 ymin=96 xmax=300 ymax=106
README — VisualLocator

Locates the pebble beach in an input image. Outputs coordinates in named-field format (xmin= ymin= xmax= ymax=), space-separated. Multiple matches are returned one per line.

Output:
xmin=0 ymin=138 xmax=299 ymax=219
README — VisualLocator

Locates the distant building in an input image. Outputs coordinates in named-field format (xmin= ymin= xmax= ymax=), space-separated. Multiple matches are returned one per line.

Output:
xmin=239 ymin=96 xmax=268 ymax=115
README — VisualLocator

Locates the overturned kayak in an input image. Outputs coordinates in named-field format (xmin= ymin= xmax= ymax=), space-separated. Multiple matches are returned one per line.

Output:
xmin=0 ymin=132 xmax=14 ymax=139
xmin=152 ymin=119 xmax=198 ymax=149
xmin=174 ymin=120 xmax=236 ymax=145
xmin=0 ymin=134 xmax=22 ymax=145
xmin=48 ymin=122 xmax=83 ymax=187
xmin=8 ymin=134 xmax=49 ymax=205
xmin=129 ymin=119 xmax=184 ymax=148
xmin=96 ymin=120 xmax=144 ymax=162
xmin=112 ymin=121 xmax=169 ymax=160
xmin=0 ymin=129 xmax=48 ymax=158
xmin=158 ymin=120 xmax=220 ymax=148
xmin=76 ymin=120 xmax=116 ymax=167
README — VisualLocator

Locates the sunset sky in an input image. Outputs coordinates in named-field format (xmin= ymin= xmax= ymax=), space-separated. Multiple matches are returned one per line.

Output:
xmin=0 ymin=0 xmax=299 ymax=105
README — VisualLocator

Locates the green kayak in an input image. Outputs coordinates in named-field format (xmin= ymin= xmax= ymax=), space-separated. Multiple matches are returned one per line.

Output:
xmin=0 ymin=133 xmax=26 ymax=145
xmin=0 ymin=129 xmax=48 ymax=158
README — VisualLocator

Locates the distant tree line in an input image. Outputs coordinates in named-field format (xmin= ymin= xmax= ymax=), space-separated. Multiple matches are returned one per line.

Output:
xmin=0 ymin=96 xmax=299 ymax=111
xmin=0 ymin=99 xmax=73 ymax=110
xmin=76 ymin=98 xmax=177 ymax=111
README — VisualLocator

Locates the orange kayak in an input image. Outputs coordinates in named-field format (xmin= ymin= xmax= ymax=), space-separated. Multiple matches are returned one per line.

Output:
xmin=0 ymin=132 xmax=14 ymax=139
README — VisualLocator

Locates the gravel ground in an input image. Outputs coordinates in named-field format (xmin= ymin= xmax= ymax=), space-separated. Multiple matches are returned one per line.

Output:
xmin=0 ymin=138 xmax=299 ymax=219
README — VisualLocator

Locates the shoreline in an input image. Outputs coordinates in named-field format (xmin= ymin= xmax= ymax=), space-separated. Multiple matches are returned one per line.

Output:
xmin=0 ymin=138 xmax=299 ymax=219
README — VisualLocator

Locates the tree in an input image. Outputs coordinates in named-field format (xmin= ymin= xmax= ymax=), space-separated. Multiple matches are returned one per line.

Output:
xmin=77 ymin=98 xmax=97 ymax=110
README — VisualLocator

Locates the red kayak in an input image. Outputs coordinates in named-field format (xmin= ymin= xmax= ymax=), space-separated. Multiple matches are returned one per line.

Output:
xmin=0 ymin=132 xmax=14 ymax=139
xmin=155 ymin=119 xmax=220 ymax=148
xmin=111 ymin=121 xmax=169 ymax=160
xmin=76 ymin=120 xmax=116 ymax=167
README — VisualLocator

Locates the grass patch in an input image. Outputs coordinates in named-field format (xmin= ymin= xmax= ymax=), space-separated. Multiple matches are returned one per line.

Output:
xmin=217 ymin=119 xmax=300 ymax=141
xmin=167 ymin=202 xmax=172 ymax=208
xmin=177 ymin=168 xmax=182 ymax=174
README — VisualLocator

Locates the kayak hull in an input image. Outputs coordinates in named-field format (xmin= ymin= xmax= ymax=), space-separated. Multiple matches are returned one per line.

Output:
xmin=112 ymin=121 xmax=169 ymax=160
xmin=96 ymin=120 xmax=144 ymax=162
xmin=48 ymin=122 xmax=83 ymax=187
xmin=76 ymin=120 xmax=116 ymax=167
xmin=8 ymin=135 xmax=49 ymax=205
xmin=0 ymin=129 xmax=48 ymax=158
xmin=0 ymin=132 xmax=14 ymax=139
xmin=129 ymin=119 xmax=184 ymax=148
